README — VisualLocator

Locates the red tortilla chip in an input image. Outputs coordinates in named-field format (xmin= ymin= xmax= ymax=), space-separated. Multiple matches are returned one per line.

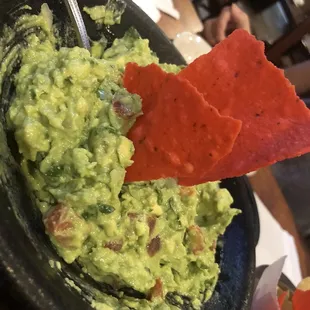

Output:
xmin=124 ymin=63 xmax=166 ymax=114
xmin=178 ymin=29 xmax=310 ymax=184
xmin=124 ymin=69 xmax=241 ymax=182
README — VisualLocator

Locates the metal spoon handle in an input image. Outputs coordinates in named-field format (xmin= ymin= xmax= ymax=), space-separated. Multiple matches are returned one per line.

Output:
xmin=64 ymin=0 xmax=90 ymax=50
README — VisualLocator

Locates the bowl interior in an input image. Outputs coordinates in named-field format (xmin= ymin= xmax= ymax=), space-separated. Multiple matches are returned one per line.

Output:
xmin=0 ymin=0 xmax=258 ymax=309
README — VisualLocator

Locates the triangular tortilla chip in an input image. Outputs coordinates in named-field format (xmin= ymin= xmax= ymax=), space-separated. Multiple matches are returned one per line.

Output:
xmin=123 ymin=63 xmax=166 ymax=115
xmin=178 ymin=29 xmax=310 ymax=184
xmin=124 ymin=66 xmax=241 ymax=182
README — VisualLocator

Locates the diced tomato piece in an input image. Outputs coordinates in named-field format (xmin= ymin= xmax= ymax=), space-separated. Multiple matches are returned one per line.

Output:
xmin=147 ymin=215 xmax=157 ymax=236
xmin=180 ymin=187 xmax=196 ymax=197
xmin=44 ymin=204 xmax=74 ymax=246
xmin=187 ymin=225 xmax=205 ymax=254
xmin=147 ymin=235 xmax=161 ymax=257
xmin=113 ymin=100 xmax=135 ymax=119
xmin=43 ymin=204 xmax=89 ymax=249
xmin=127 ymin=212 xmax=138 ymax=220
xmin=104 ymin=240 xmax=123 ymax=252
xmin=148 ymin=278 xmax=163 ymax=300
xmin=210 ymin=240 xmax=217 ymax=252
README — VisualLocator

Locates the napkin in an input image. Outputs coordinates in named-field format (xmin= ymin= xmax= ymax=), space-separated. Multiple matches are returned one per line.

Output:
xmin=292 ymin=0 xmax=305 ymax=6
xmin=255 ymin=193 xmax=302 ymax=287
xmin=132 ymin=0 xmax=180 ymax=23
xmin=252 ymin=256 xmax=287 ymax=310
xmin=132 ymin=0 xmax=161 ymax=22
xmin=155 ymin=0 xmax=180 ymax=20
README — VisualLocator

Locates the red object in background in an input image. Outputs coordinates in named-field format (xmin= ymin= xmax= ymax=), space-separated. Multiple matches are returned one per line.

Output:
xmin=278 ymin=291 xmax=289 ymax=308
xmin=124 ymin=64 xmax=241 ymax=183
xmin=292 ymin=289 xmax=310 ymax=310
xmin=179 ymin=29 xmax=310 ymax=185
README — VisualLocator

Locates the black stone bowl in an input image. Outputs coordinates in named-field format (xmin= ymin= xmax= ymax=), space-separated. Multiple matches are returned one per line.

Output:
xmin=0 ymin=0 xmax=259 ymax=309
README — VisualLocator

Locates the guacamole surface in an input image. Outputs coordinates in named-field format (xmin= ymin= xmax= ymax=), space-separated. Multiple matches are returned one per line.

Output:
xmin=5 ymin=4 xmax=240 ymax=310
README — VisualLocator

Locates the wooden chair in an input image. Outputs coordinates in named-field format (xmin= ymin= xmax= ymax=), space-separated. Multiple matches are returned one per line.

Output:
xmin=266 ymin=15 xmax=310 ymax=66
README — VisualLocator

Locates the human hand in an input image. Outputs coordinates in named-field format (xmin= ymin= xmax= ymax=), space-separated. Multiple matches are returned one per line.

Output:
xmin=203 ymin=4 xmax=251 ymax=46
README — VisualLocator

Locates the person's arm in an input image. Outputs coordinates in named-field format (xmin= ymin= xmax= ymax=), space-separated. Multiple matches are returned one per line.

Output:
xmin=284 ymin=60 xmax=310 ymax=95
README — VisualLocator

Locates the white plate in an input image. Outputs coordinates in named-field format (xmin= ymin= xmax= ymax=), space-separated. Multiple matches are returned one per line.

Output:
xmin=173 ymin=32 xmax=212 ymax=64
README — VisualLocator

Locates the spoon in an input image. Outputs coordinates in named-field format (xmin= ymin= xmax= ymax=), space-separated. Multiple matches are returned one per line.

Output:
xmin=64 ymin=0 xmax=90 ymax=50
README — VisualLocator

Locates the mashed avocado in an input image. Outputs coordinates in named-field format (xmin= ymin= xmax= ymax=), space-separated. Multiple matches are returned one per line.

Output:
xmin=83 ymin=1 xmax=125 ymax=26
xmin=5 ymin=4 xmax=240 ymax=309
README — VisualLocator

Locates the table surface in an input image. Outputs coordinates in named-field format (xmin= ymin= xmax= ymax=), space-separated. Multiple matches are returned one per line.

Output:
xmin=157 ymin=0 xmax=310 ymax=279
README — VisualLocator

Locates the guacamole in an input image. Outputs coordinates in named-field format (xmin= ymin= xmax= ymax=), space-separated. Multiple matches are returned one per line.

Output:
xmin=5 ymin=4 xmax=240 ymax=309
xmin=83 ymin=0 xmax=126 ymax=26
